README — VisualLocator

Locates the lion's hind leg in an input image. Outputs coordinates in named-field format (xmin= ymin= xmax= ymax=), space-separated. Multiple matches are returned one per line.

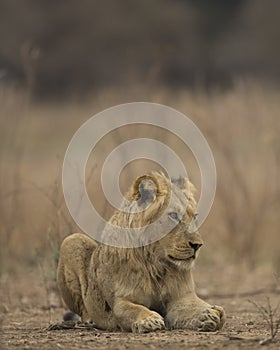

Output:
xmin=57 ymin=233 xmax=98 ymax=322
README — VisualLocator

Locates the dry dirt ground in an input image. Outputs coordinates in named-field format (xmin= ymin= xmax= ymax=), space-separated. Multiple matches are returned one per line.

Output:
xmin=1 ymin=266 xmax=280 ymax=350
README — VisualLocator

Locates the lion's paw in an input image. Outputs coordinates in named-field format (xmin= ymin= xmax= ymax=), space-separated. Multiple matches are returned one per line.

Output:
xmin=192 ymin=305 xmax=225 ymax=332
xmin=132 ymin=312 xmax=165 ymax=333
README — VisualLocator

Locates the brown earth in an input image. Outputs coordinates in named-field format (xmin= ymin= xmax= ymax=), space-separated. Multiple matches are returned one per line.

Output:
xmin=1 ymin=266 xmax=280 ymax=350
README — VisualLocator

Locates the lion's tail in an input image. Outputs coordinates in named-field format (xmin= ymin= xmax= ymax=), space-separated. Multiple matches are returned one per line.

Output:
xmin=63 ymin=311 xmax=81 ymax=322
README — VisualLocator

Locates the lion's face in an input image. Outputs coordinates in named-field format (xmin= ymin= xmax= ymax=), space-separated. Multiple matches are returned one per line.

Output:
xmin=122 ymin=171 xmax=203 ymax=269
xmin=152 ymin=177 xmax=203 ymax=270
xmin=157 ymin=218 xmax=203 ymax=270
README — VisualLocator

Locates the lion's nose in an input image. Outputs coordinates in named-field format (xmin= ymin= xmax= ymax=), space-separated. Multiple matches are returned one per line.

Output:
xmin=189 ymin=242 xmax=203 ymax=251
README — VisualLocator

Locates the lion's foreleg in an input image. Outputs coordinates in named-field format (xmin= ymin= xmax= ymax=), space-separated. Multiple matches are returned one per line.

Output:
xmin=113 ymin=298 xmax=165 ymax=333
xmin=166 ymin=296 xmax=225 ymax=331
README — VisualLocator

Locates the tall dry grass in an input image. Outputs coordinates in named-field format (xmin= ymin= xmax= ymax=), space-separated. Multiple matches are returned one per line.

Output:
xmin=0 ymin=82 xmax=279 ymax=278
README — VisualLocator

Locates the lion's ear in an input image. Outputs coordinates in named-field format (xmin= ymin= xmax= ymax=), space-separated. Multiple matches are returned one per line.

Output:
xmin=133 ymin=175 xmax=166 ymax=204
xmin=171 ymin=176 xmax=185 ymax=189
xmin=171 ymin=176 xmax=196 ymax=193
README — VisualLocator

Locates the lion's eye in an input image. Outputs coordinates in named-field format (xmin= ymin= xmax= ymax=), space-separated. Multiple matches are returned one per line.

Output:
xmin=192 ymin=213 xmax=199 ymax=226
xmin=168 ymin=212 xmax=181 ymax=222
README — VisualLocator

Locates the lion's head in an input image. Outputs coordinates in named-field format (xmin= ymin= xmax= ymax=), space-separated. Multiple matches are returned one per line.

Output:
xmin=104 ymin=171 xmax=203 ymax=270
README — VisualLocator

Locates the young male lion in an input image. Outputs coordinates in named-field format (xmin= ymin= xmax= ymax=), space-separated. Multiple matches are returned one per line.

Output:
xmin=57 ymin=172 xmax=225 ymax=333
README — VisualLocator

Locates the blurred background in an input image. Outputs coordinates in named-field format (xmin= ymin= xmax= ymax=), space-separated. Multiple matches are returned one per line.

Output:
xmin=0 ymin=0 xmax=279 ymax=293
xmin=1 ymin=0 xmax=280 ymax=98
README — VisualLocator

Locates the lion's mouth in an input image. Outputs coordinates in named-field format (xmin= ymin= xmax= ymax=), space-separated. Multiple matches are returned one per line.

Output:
xmin=168 ymin=254 xmax=196 ymax=262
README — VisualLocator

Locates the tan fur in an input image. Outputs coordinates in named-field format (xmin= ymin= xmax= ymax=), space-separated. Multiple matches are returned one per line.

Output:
xmin=57 ymin=172 xmax=225 ymax=332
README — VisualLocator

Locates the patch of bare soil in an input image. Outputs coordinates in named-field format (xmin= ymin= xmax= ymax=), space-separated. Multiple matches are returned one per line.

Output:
xmin=1 ymin=266 xmax=280 ymax=349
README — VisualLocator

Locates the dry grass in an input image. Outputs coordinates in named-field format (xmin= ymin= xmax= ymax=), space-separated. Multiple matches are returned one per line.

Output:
xmin=248 ymin=297 xmax=280 ymax=344
xmin=0 ymin=81 xmax=279 ymax=280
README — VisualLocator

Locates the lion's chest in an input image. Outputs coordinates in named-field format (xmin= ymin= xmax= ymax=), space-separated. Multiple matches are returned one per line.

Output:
xmin=125 ymin=279 xmax=171 ymax=314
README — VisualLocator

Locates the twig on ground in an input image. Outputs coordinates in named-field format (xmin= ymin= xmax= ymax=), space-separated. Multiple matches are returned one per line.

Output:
xmin=248 ymin=297 xmax=280 ymax=345
xmin=46 ymin=321 xmax=99 ymax=331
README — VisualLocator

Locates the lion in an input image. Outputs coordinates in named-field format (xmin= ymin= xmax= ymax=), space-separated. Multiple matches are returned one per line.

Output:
xmin=57 ymin=171 xmax=225 ymax=333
